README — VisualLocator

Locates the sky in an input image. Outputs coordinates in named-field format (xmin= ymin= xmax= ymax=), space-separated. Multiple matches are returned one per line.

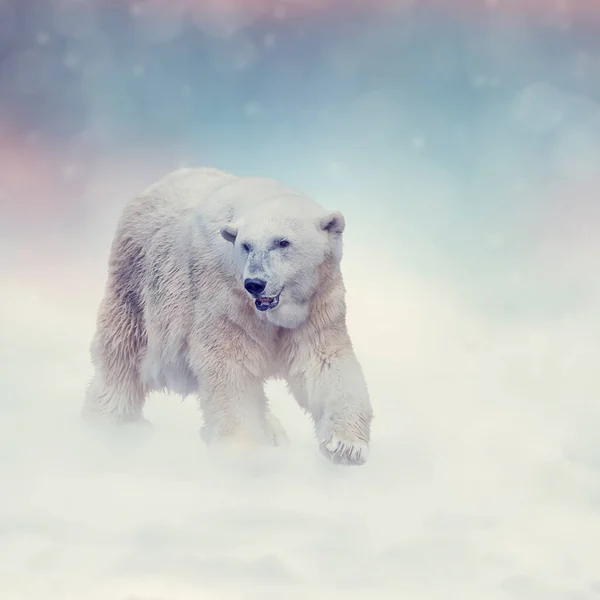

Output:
xmin=1 ymin=1 xmax=600 ymax=599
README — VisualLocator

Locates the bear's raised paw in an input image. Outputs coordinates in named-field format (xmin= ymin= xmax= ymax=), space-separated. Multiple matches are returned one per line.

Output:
xmin=320 ymin=436 xmax=369 ymax=466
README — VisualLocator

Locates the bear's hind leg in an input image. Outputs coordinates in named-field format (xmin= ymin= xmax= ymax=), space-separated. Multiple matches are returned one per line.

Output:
xmin=82 ymin=283 xmax=149 ymax=425
xmin=83 ymin=363 xmax=147 ymax=425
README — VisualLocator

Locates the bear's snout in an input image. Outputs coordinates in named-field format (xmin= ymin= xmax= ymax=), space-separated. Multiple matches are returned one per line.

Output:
xmin=244 ymin=278 xmax=267 ymax=296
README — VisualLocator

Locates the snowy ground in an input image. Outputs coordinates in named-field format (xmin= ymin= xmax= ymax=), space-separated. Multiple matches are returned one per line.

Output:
xmin=2 ymin=223 xmax=600 ymax=600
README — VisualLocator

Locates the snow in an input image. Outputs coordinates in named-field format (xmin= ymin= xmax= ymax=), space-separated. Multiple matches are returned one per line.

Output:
xmin=2 ymin=234 xmax=599 ymax=600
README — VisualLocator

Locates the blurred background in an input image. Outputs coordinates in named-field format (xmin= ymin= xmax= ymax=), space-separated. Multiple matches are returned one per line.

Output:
xmin=1 ymin=2 xmax=600 ymax=599
xmin=2 ymin=0 xmax=600 ymax=318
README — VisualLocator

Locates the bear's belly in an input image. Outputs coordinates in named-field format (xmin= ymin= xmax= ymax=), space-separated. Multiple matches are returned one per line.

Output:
xmin=141 ymin=348 xmax=199 ymax=397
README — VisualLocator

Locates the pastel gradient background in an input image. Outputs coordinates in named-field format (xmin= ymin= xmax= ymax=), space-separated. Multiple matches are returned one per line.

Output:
xmin=1 ymin=2 xmax=600 ymax=599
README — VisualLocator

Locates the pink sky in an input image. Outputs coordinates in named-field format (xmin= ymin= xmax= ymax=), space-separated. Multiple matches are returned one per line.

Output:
xmin=96 ymin=0 xmax=600 ymax=24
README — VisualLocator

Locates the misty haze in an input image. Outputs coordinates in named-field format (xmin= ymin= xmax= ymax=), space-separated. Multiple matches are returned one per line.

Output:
xmin=1 ymin=1 xmax=600 ymax=599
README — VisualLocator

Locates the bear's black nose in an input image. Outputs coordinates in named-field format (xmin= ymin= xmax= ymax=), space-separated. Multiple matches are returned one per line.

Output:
xmin=244 ymin=278 xmax=267 ymax=296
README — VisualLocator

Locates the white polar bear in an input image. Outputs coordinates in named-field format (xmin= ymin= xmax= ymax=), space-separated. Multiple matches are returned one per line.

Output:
xmin=83 ymin=167 xmax=373 ymax=465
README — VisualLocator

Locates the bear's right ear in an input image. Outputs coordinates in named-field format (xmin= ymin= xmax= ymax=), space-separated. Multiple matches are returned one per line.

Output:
xmin=220 ymin=223 xmax=238 ymax=244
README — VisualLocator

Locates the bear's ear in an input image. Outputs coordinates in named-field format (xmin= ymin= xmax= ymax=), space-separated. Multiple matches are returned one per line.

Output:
xmin=320 ymin=211 xmax=345 ymax=235
xmin=220 ymin=223 xmax=238 ymax=244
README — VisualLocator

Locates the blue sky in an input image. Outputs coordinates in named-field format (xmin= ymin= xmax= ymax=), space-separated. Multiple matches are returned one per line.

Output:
xmin=2 ymin=0 xmax=599 ymax=320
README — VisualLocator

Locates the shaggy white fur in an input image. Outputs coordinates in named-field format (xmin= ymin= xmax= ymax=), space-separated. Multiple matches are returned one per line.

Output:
xmin=83 ymin=167 xmax=373 ymax=465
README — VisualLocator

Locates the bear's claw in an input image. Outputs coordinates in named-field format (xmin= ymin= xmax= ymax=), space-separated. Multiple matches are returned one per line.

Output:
xmin=320 ymin=436 xmax=369 ymax=466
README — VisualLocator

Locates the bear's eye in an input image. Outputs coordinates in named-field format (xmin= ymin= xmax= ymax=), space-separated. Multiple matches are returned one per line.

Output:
xmin=278 ymin=240 xmax=290 ymax=248
xmin=242 ymin=243 xmax=251 ymax=253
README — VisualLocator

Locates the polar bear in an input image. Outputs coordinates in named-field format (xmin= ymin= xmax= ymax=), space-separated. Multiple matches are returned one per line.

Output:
xmin=83 ymin=167 xmax=373 ymax=465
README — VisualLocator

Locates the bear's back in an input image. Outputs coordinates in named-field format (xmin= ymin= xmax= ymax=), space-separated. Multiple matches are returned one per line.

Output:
xmin=113 ymin=168 xmax=235 ymax=245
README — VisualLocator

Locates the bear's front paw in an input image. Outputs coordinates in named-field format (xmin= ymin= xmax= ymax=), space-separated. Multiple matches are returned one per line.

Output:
xmin=316 ymin=411 xmax=372 ymax=466
xmin=319 ymin=435 xmax=369 ymax=465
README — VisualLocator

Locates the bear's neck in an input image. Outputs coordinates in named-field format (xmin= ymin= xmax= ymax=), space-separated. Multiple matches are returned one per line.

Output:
xmin=306 ymin=258 xmax=346 ymax=329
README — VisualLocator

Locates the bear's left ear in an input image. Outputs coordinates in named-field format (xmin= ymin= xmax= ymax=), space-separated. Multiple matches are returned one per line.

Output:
xmin=319 ymin=211 xmax=345 ymax=235
xmin=220 ymin=223 xmax=239 ymax=244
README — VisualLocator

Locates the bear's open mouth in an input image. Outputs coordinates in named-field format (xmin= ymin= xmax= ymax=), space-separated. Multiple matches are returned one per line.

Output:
xmin=255 ymin=295 xmax=280 ymax=311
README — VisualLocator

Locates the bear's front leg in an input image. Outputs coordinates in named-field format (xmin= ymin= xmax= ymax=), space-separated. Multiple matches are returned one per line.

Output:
xmin=188 ymin=320 xmax=289 ymax=451
xmin=290 ymin=347 xmax=373 ymax=466
xmin=197 ymin=375 xmax=289 ymax=449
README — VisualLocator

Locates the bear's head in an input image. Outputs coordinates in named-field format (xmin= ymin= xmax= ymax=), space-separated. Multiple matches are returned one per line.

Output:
xmin=220 ymin=195 xmax=345 ymax=329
